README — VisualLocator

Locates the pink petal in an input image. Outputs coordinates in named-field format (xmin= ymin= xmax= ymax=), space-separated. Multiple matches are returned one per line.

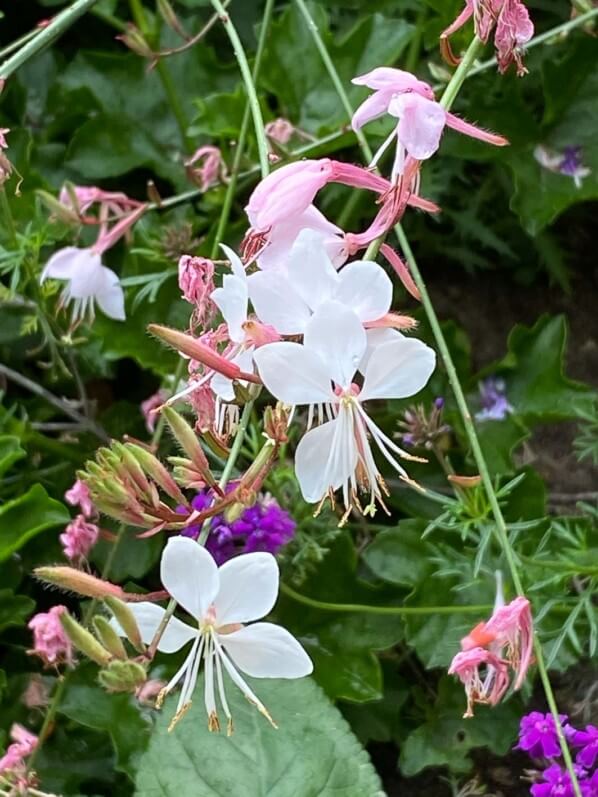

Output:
xmin=391 ymin=94 xmax=447 ymax=161
xmin=351 ymin=89 xmax=394 ymax=131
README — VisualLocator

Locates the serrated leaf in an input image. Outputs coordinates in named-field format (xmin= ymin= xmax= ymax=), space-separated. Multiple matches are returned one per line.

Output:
xmin=0 ymin=484 xmax=69 ymax=562
xmin=134 ymin=676 xmax=384 ymax=797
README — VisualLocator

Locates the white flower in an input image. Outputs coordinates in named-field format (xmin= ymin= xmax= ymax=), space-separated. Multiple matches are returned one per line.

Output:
xmin=253 ymin=301 xmax=436 ymax=517
xmin=248 ymin=228 xmax=393 ymax=335
xmin=40 ymin=246 xmax=125 ymax=322
xmin=210 ymin=244 xmax=249 ymax=346
xmin=113 ymin=537 xmax=312 ymax=733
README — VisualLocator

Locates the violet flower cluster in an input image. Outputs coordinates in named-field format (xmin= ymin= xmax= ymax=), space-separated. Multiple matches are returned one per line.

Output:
xmin=517 ymin=712 xmax=598 ymax=796
xmin=179 ymin=489 xmax=296 ymax=564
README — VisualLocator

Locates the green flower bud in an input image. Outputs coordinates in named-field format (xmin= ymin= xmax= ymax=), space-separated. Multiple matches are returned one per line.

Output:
xmin=98 ymin=660 xmax=147 ymax=693
xmin=93 ymin=615 xmax=127 ymax=660
xmin=60 ymin=613 xmax=112 ymax=666
xmin=104 ymin=596 xmax=145 ymax=653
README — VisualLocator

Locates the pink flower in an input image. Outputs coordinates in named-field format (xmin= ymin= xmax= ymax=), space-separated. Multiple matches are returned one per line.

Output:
xmin=265 ymin=118 xmax=295 ymax=145
xmin=495 ymin=0 xmax=534 ymax=76
xmin=28 ymin=606 xmax=73 ymax=667
xmin=184 ymin=145 xmax=226 ymax=192
xmin=0 ymin=128 xmax=9 ymax=149
xmin=352 ymin=68 xmax=508 ymax=182
xmin=484 ymin=595 xmax=533 ymax=689
xmin=135 ymin=678 xmax=167 ymax=706
xmin=0 ymin=724 xmax=38 ymax=776
xmin=441 ymin=0 xmax=533 ymax=76
xmin=59 ymin=514 xmax=99 ymax=563
xmin=40 ymin=246 xmax=126 ymax=323
xmin=140 ymin=389 xmax=168 ymax=433
xmin=448 ymin=648 xmax=510 ymax=718
xmin=64 ymin=479 xmax=95 ymax=518
xmin=178 ymin=254 xmax=216 ymax=324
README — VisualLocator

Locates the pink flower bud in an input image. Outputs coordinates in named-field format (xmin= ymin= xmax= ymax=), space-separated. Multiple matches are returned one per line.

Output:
xmin=65 ymin=479 xmax=95 ymax=518
xmin=59 ymin=514 xmax=99 ymax=563
xmin=135 ymin=678 xmax=167 ymax=706
xmin=178 ymin=255 xmax=216 ymax=323
xmin=28 ymin=606 xmax=74 ymax=667
xmin=264 ymin=118 xmax=295 ymax=145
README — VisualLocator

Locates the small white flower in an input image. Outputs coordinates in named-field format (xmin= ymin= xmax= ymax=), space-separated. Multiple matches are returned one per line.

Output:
xmin=113 ymin=537 xmax=312 ymax=733
xmin=40 ymin=246 xmax=125 ymax=322
xmin=253 ymin=301 xmax=436 ymax=517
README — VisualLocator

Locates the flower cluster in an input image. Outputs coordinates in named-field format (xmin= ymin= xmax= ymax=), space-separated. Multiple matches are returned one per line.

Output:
xmin=61 ymin=479 xmax=99 ymax=564
xmin=518 ymin=712 xmax=598 ymax=796
xmin=180 ymin=490 xmax=296 ymax=564
xmin=476 ymin=376 xmax=513 ymax=422
xmin=0 ymin=723 xmax=38 ymax=791
xmin=449 ymin=578 xmax=533 ymax=717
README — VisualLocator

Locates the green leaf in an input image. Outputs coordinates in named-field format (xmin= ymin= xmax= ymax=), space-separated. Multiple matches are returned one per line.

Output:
xmin=362 ymin=520 xmax=434 ymax=587
xmin=0 ymin=589 xmax=35 ymax=633
xmin=262 ymin=5 xmax=413 ymax=134
xmin=134 ymin=676 xmax=384 ymax=797
xmin=0 ymin=435 xmax=26 ymax=478
xmin=0 ymin=484 xmax=69 ymax=562
xmin=399 ymin=678 xmax=520 ymax=776
xmin=497 ymin=315 xmax=594 ymax=422
xmin=59 ymin=667 xmax=152 ymax=780
xmin=475 ymin=415 xmax=530 ymax=476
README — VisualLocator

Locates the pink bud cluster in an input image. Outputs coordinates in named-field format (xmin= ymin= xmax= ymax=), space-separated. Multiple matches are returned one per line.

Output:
xmin=27 ymin=605 xmax=74 ymax=668
xmin=62 ymin=480 xmax=99 ymax=563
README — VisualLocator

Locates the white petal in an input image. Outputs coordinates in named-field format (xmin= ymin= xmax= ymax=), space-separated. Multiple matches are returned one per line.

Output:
xmin=65 ymin=252 xmax=106 ymax=299
xmin=211 ymin=348 xmax=254 ymax=401
xmin=295 ymin=413 xmax=357 ymax=503
xmin=285 ymin=228 xmax=339 ymax=311
xmin=211 ymin=274 xmax=248 ymax=344
xmin=215 ymin=552 xmax=279 ymax=625
xmin=41 ymin=246 xmax=85 ymax=282
xmin=360 ymin=328 xmax=404 ymax=373
xmin=303 ymin=301 xmax=365 ymax=387
xmin=220 ymin=622 xmax=313 ymax=678
xmin=247 ymin=271 xmax=311 ymax=335
xmin=160 ymin=537 xmax=219 ymax=621
xmin=253 ymin=342 xmax=334 ymax=405
xmin=335 ymin=260 xmax=392 ymax=322
xmin=220 ymin=243 xmax=246 ymax=281
xmin=111 ymin=602 xmax=196 ymax=653
xmin=361 ymin=338 xmax=436 ymax=401
xmin=95 ymin=267 xmax=126 ymax=320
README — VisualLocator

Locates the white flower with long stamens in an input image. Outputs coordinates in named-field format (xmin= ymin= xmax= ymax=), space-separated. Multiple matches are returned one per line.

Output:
xmin=253 ymin=301 xmax=436 ymax=517
xmin=40 ymin=246 xmax=125 ymax=323
xmin=248 ymin=229 xmax=394 ymax=336
xmin=112 ymin=537 xmax=312 ymax=733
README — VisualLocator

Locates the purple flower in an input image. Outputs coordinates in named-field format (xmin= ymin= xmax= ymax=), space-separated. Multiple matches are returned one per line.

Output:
xmin=517 ymin=712 xmax=573 ymax=759
xmin=178 ymin=489 xmax=296 ymax=565
xmin=574 ymin=726 xmax=598 ymax=770
xmin=475 ymin=376 xmax=513 ymax=422
xmin=531 ymin=764 xmax=589 ymax=797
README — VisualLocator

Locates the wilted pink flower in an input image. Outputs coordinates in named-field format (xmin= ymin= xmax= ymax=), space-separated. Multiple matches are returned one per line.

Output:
xmin=140 ymin=389 xmax=168 ymax=433
xmin=0 ymin=128 xmax=9 ymax=149
xmin=0 ymin=127 xmax=15 ymax=188
xmin=484 ymin=595 xmax=533 ymax=689
xmin=0 ymin=724 xmax=38 ymax=775
xmin=65 ymin=478 xmax=95 ymax=518
xmin=22 ymin=675 xmax=50 ymax=709
xmin=449 ymin=648 xmax=510 ymax=718
xmin=28 ymin=606 xmax=73 ymax=667
xmin=178 ymin=254 xmax=216 ymax=324
xmin=135 ymin=678 xmax=167 ymax=706
xmin=59 ymin=514 xmax=99 ymax=563
xmin=187 ymin=381 xmax=216 ymax=431
xmin=185 ymin=145 xmax=226 ymax=192
xmin=352 ymin=68 xmax=508 ymax=182
xmin=441 ymin=0 xmax=533 ymax=76
xmin=265 ymin=118 xmax=295 ymax=145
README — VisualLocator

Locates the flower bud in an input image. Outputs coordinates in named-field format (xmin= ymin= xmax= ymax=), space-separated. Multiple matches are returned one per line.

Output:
xmin=223 ymin=502 xmax=245 ymax=524
xmin=162 ymin=407 xmax=210 ymax=473
xmin=60 ymin=613 xmax=112 ymax=666
xmin=93 ymin=616 xmax=127 ymax=660
xmin=35 ymin=566 xmax=125 ymax=599
xmin=98 ymin=660 xmax=147 ymax=693
xmin=116 ymin=24 xmax=154 ymax=59
xmin=104 ymin=596 xmax=145 ymax=653
xmin=125 ymin=442 xmax=188 ymax=505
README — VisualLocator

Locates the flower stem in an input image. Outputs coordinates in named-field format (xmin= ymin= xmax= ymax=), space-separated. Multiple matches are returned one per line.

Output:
xmin=210 ymin=0 xmax=276 ymax=258
xmin=0 ymin=0 xmax=99 ymax=80
xmin=127 ymin=0 xmax=191 ymax=151
xmin=297 ymin=8 xmax=582 ymax=794
xmin=209 ymin=0 xmax=269 ymax=179
xmin=281 ymin=583 xmax=492 ymax=615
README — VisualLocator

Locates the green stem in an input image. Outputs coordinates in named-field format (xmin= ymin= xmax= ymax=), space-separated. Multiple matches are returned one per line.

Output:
xmin=128 ymin=0 xmax=191 ymax=151
xmin=209 ymin=0 xmax=269 ymax=178
xmin=298 ymin=8 xmax=582 ymax=794
xmin=0 ymin=27 xmax=41 ymax=61
xmin=209 ymin=0 xmax=275 ymax=258
xmin=294 ymin=0 xmax=373 ymax=162
xmin=0 ymin=0 xmax=99 ymax=80
xmin=281 ymin=584 xmax=492 ymax=615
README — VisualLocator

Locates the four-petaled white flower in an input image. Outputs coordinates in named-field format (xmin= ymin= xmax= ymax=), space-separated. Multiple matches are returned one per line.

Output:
xmin=40 ymin=246 xmax=125 ymax=322
xmin=253 ymin=301 xmax=436 ymax=518
xmin=113 ymin=537 xmax=312 ymax=733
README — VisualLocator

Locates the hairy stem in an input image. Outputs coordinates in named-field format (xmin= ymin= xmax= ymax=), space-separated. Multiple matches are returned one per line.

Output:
xmin=0 ymin=0 xmax=99 ymax=80
xmin=209 ymin=0 xmax=269 ymax=179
